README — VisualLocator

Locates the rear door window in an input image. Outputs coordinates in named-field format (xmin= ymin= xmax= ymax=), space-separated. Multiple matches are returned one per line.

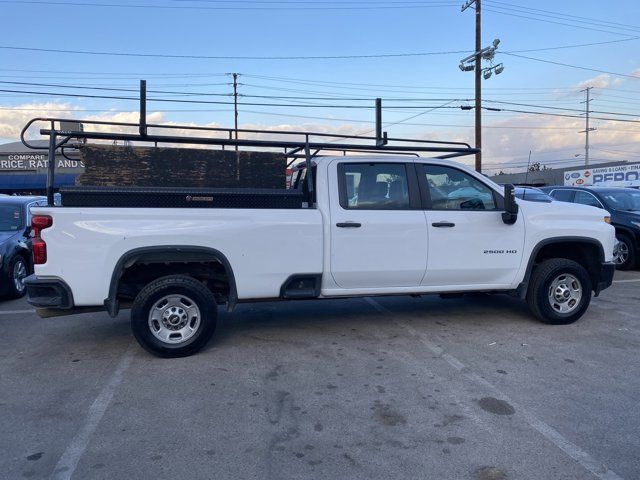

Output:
xmin=0 ymin=205 xmax=23 ymax=231
xmin=339 ymin=163 xmax=410 ymax=210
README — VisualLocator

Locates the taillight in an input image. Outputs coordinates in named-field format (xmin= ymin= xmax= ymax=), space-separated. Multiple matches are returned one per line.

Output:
xmin=31 ymin=215 xmax=52 ymax=265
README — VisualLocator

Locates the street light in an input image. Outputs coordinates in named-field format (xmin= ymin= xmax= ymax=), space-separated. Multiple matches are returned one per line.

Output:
xmin=459 ymin=39 xmax=502 ymax=74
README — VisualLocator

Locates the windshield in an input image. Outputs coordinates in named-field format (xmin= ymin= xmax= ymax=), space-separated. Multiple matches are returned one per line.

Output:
xmin=600 ymin=190 xmax=640 ymax=211
xmin=0 ymin=204 xmax=23 ymax=232
xmin=515 ymin=188 xmax=553 ymax=203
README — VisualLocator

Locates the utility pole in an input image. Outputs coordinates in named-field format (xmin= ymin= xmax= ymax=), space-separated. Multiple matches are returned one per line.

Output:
xmin=460 ymin=1 xmax=504 ymax=173
xmin=461 ymin=0 xmax=482 ymax=172
xmin=231 ymin=72 xmax=240 ymax=180
xmin=580 ymin=86 xmax=596 ymax=167
xmin=474 ymin=0 xmax=481 ymax=173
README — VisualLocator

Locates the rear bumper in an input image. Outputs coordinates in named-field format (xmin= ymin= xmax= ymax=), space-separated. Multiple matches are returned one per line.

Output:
xmin=24 ymin=275 xmax=74 ymax=309
xmin=595 ymin=262 xmax=616 ymax=295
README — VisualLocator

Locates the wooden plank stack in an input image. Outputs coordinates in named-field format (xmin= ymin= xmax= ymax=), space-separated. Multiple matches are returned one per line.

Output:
xmin=76 ymin=145 xmax=286 ymax=189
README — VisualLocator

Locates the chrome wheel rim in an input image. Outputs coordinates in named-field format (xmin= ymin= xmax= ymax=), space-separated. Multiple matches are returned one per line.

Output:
xmin=13 ymin=260 xmax=27 ymax=293
xmin=548 ymin=273 xmax=582 ymax=315
xmin=148 ymin=294 xmax=201 ymax=345
xmin=614 ymin=241 xmax=629 ymax=265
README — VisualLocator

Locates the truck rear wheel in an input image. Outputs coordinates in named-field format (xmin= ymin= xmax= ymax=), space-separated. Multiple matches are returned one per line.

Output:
xmin=526 ymin=258 xmax=592 ymax=325
xmin=131 ymin=275 xmax=218 ymax=358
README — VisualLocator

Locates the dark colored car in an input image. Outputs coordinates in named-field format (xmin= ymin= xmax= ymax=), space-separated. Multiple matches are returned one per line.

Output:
xmin=514 ymin=186 xmax=553 ymax=203
xmin=0 ymin=196 xmax=47 ymax=298
xmin=541 ymin=186 xmax=640 ymax=270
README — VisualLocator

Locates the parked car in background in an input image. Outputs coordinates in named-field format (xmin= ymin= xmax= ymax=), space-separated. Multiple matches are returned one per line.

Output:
xmin=514 ymin=186 xmax=553 ymax=203
xmin=541 ymin=186 xmax=640 ymax=270
xmin=0 ymin=195 xmax=46 ymax=298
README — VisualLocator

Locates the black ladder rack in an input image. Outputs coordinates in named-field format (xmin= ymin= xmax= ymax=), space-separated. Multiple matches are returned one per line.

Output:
xmin=21 ymin=80 xmax=479 ymax=206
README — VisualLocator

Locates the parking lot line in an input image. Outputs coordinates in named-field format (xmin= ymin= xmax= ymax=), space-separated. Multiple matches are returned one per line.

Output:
xmin=51 ymin=343 xmax=135 ymax=480
xmin=0 ymin=309 xmax=36 ymax=315
xmin=612 ymin=279 xmax=640 ymax=283
xmin=364 ymin=297 xmax=624 ymax=480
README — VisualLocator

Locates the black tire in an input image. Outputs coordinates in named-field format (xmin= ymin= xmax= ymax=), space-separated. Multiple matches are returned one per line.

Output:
xmin=526 ymin=258 xmax=592 ymax=325
xmin=7 ymin=255 xmax=29 ymax=299
xmin=614 ymin=234 xmax=636 ymax=271
xmin=131 ymin=275 xmax=218 ymax=358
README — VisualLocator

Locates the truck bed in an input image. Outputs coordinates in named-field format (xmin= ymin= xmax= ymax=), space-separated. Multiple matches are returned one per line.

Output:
xmin=59 ymin=186 xmax=305 ymax=209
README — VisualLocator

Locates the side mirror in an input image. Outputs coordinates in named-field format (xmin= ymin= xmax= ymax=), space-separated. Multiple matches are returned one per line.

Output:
xmin=502 ymin=184 xmax=519 ymax=225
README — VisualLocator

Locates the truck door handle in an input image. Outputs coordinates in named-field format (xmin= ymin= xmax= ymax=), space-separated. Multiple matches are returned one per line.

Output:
xmin=432 ymin=221 xmax=455 ymax=228
xmin=336 ymin=222 xmax=362 ymax=228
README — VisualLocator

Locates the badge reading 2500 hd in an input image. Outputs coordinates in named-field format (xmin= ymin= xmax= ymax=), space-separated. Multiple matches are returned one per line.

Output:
xmin=484 ymin=250 xmax=517 ymax=254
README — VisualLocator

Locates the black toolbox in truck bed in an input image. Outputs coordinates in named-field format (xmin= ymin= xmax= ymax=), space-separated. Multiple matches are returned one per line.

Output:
xmin=59 ymin=186 xmax=305 ymax=209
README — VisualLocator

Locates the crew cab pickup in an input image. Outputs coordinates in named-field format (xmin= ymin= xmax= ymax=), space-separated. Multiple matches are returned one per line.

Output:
xmin=25 ymin=157 xmax=616 ymax=357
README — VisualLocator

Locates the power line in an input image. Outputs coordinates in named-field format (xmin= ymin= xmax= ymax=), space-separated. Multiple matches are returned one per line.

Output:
xmin=484 ymin=3 xmax=640 ymax=35
xmin=0 ymin=45 xmax=471 ymax=60
xmin=2 ymin=34 xmax=639 ymax=62
xmin=483 ymin=106 xmax=640 ymax=124
xmin=0 ymin=0 xmax=460 ymax=10
xmin=483 ymin=99 xmax=640 ymax=117
xmin=505 ymin=37 xmax=640 ymax=54
xmin=501 ymin=52 xmax=640 ymax=80
xmin=484 ymin=0 xmax=640 ymax=32
xmin=0 ymin=87 xmax=469 ymax=109
xmin=481 ymin=6 xmax=638 ymax=37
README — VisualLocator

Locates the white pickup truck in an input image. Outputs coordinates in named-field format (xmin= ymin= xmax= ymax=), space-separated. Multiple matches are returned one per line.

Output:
xmin=26 ymin=155 xmax=616 ymax=357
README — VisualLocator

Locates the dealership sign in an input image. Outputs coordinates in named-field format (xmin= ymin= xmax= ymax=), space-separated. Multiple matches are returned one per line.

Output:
xmin=564 ymin=163 xmax=640 ymax=187
xmin=0 ymin=154 xmax=84 ymax=172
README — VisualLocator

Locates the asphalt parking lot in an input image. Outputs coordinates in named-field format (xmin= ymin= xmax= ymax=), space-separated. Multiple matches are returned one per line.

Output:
xmin=1 ymin=271 xmax=639 ymax=480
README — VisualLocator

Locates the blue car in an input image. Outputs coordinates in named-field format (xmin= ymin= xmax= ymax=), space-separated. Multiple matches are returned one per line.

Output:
xmin=541 ymin=186 xmax=640 ymax=270
xmin=0 ymin=196 xmax=47 ymax=298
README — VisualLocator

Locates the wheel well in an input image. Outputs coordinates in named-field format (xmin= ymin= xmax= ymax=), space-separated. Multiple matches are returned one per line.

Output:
xmin=532 ymin=241 xmax=603 ymax=289
xmin=614 ymin=227 xmax=633 ymax=241
xmin=107 ymin=247 xmax=237 ymax=317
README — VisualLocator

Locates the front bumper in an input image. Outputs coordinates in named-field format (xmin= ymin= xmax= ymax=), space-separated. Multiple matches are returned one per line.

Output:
xmin=595 ymin=262 xmax=616 ymax=295
xmin=24 ymin=275 xmax=74 ymax=309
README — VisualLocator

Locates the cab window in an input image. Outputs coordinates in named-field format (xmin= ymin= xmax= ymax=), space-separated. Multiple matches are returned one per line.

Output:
xmin=422 ymin=165 xmax=496 ymax=210
xmin=550 ymin=190 xmax=574 ymax=202
xmin=339 ymin=163 xmax=410 ymax=210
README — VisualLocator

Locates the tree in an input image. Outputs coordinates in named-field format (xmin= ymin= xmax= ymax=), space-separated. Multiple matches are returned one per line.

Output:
xmin=528 ymin=162 xmax=541 ymax=172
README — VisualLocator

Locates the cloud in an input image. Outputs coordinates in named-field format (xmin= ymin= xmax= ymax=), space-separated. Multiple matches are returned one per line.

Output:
xmin=574 ymin=73 xmax=619 ymax=90
xmin=1 ymin=102 xmax=372 ymax=152
xmin=2 ymin=101 xmax=638 ymax=175
xmin=0 ymin=103 xmax=84 ymax=140
xmin=414 ymin=109 xmax=640 ymax=174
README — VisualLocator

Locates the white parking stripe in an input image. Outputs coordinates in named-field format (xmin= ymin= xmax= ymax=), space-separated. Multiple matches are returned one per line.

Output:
xmin=364 ymin=297 xmax=624 ymax=480
xmin=0 ymin=309 xmax=36 ymax=315
xmin=51 ymin=343 xmax=135 ymax=480
xmin=613 ymin=279 xmax=640 ymax=283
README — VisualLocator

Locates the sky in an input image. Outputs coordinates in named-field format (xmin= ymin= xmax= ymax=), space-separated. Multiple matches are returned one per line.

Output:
xmin=0 ymin=0 xmax=639 ymax=173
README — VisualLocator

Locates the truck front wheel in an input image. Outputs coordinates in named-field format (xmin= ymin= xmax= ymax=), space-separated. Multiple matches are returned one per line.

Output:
xmin=526 ymin=259 xmax=592 ymax=325
xmin=131 ymin=275 xmax=218 ymax=357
